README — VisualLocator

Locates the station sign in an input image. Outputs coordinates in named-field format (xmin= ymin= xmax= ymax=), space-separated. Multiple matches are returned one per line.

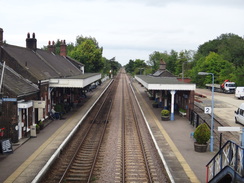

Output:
xmin=218 ymin=127 xmax=241 ymax=132
xmin=204 ymin=107 xmax=211 ymax=114
xmin=2 ymin=98 xmax=17 ymax=102
xmin=33 ymin=100 xmax=46 ymax=108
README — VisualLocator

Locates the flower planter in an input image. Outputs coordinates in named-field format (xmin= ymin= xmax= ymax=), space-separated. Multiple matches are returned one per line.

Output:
xmin=152 ymin=103 xmax=158 ymax=108
xmin=161 ymin=116 xmax=170 ymax=121
xmin=179 ymin=111 xmax=186 ymax=117
xmin=194 ymin=142 xmax=208 ymax=152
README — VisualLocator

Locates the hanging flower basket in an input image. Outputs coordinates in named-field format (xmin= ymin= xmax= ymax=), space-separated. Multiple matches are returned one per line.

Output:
xmin=0 ymin=128 xmax=5 ymax=137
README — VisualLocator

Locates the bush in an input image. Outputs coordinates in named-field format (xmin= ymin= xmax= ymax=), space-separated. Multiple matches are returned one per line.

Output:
xmin=161 ymin=109 xmax=170 ymax=116
xmin=194 ymin=123 xmax=210 ymax=144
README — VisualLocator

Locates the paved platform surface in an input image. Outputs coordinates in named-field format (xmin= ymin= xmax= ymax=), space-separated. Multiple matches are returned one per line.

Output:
xmin=0 ymin=78 xmax=225 ymax=183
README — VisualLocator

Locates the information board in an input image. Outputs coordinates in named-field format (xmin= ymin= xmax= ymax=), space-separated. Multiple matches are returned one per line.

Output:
xmin=0 ymin=139 xmax=13 ymax=154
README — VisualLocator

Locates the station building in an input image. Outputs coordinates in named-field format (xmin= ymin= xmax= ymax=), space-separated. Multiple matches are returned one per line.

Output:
xmin=135 ymin=60 xmax=196 ymax=120
xmin=0 ymin=28 xmax=101 ymax=141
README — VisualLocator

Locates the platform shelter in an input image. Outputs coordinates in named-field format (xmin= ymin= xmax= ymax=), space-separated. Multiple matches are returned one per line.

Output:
xmin=135 ymin=60 xmax=196 ymax=121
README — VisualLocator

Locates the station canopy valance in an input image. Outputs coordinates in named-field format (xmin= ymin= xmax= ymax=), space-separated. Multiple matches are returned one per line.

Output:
xmin=49 ymin=73 xmax=101 ymax=88
xmin=135 ymin=75 xmax=196 ymax=91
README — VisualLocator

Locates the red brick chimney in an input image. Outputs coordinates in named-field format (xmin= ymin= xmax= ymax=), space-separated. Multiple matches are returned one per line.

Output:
xmin=26 ymin=32 xmax=37 ymax=50
xmin=47 ymin=40 xmax=55 ymax=53
xmin=0 ymin=28 xmax=3 ymax=45
xmin=159 ymin=59 xmax=166 ymax=70
xmin=60 ymin=40 xmax=67 ymax=56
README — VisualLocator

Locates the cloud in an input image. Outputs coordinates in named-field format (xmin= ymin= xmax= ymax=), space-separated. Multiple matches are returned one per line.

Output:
xmin=1 ymin=0 xmax=244 ymax=66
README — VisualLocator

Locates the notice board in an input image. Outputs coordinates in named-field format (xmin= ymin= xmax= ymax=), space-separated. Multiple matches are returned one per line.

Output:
xmin=0 ymin=139 xmax=13 ymax=154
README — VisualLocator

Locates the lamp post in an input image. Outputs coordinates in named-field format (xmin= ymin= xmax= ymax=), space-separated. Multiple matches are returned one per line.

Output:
xmin=198 ymin=72 xmax=215 ymax=152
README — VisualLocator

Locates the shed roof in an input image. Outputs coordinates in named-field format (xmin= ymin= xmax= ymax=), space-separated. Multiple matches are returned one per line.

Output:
xmin=2 ymin=44 xmax=83 ymax=82
xmin=135 ymin=75 xmax=196 ymax=91
xmin=0 ymin=63 xmax=39 ymax=97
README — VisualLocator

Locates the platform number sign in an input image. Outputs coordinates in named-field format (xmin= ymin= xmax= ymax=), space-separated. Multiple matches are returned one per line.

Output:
xmin=204 ymin=107 xmax=212 ymax=114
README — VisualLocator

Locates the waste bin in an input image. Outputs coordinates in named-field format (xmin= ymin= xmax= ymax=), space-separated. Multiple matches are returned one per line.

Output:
xmin=30 ymin=125 xmax=36 ymax=138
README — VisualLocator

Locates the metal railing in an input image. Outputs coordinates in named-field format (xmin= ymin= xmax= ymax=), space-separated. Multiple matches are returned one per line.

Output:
xmin=206 ymin=140 xmax=244 ymax=182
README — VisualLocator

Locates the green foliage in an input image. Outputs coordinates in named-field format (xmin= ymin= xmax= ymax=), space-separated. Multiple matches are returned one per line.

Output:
xmin=194 ymin=123 xmax=210 ymax=144
xmin=161 ymin=109 xmax=170 ymax=116
xmin=197 ymin=33 xmax=244 ymax=68
xmin=190 ymin=52 xmax=235 ymax=86
xmin=232 ymin=66 xmax=244 ymax=86
xmin=125 ymin=59 xmax=148 ymax=75
xmin=179 ymin=108 xmax=186 ymax=113
xmin=147 ymin=51 xmax=168 ymax=73
xmin=54 ymin=104 xmax=62 ymax=113
xmin=69 ymin=37 xmax=103 ymax=72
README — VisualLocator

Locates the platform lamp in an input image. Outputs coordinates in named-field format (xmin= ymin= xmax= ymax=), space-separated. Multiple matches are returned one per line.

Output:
xmin=198 ymin=72 xmax=215 ymax=152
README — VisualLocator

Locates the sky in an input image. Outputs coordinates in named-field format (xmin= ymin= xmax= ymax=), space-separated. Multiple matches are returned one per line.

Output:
xmin=1 ymin=0 xmax=244 ymax=66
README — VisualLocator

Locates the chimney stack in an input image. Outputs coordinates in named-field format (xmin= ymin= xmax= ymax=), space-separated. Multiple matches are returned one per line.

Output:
xmin=159 ymin=59 xmax=166 ymax=70
xmin=0 ymin=28 xmax=3 ymax=45
xmin=47 ymin=40 xmax=55 ymax=53
xmin=26 ymin=32 xmax=37 ymax=50
xmin=60 ymin=40 xmax=67 ymax=56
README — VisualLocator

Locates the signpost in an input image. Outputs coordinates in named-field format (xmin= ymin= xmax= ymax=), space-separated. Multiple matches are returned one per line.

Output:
xmin=218 ymin=127 xmax=244 ymax=148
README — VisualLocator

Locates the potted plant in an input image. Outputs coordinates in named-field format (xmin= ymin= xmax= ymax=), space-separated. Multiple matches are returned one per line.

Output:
xmin=179 ymin=108 xmax=187 ymax=117
xmin=38 ymin=120 xmax=44 ymax=130
xmin=161 ymin=109 xmax=170 ymax=121
xmin=36 ymin=124 xmax=40 ymax=134
xmin=193 ymin=123 xmax=210 ymax=152
xmin=152 ymin=101 xmax=159 ymax=108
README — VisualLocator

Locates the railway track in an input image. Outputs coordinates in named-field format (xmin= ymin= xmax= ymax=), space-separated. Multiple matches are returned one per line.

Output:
xmin=112 ymin=72 xmax=168 ymax=182
xmin=41 ymin=70 xmax=169 ymax=182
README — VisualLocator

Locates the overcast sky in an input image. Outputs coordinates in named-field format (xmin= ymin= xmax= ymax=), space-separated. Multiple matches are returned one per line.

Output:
xmin=1 ymin=0 xmax=244 ymax=66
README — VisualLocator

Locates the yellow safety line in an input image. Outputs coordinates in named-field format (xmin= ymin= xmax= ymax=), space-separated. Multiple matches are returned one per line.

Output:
xmin=134 ymin=85 xmax=200 ymax=183
xmin=4 ymin=117 xmax=74 ymax=183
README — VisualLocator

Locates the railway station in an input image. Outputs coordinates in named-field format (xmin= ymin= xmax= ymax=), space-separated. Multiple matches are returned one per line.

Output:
xmin=0 ymin=29 xmax=102 ymax=141
xmin=0 ymin=71 xmax=210 ymax=183
xmin=0 ymin=30 xmax=243 ymax=182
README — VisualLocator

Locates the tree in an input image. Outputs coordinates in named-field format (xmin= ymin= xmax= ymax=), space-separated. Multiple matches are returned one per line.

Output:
xmin=190 ymin=52 xmax=234 ymax=86
xmin=197 ymin=33 xmax=244 ymax=68
xmin=167 ymin=50 xmax=178 ymax=74
xmin=147 ymin=51 xmax=168 ymax=73
xmin=69 ymin=36 xmax=103 ymax=72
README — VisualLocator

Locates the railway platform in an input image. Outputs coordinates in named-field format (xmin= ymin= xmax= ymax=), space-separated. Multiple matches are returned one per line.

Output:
xmin=0 ymin=77 xmax=216 ymax=183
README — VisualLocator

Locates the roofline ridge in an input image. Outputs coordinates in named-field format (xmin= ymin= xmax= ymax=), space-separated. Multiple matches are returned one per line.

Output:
xmin=34 ymin=51 xmax=61 ymax=76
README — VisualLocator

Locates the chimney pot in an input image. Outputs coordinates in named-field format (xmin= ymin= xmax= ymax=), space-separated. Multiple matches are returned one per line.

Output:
xmin=26 ymin=32 xmax=37 ymax=50
xmin=47 ymin=40 xmax=55 ymax=53
xmin=0 ymin=28 xmax=3 ymax=45
xmin=60 ymin=39 xmax=67 ymax=56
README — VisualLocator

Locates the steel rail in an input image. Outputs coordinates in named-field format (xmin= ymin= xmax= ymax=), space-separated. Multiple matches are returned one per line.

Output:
xmin=87 ymin=99 xmax=113 ymax=182
xmin=121 ymin=75 xmax=126 ymax=183
xmin=58 ymin=80 xmax=115 ymax=183
xmin=125 ymin=74 xmax=153 ymax=182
